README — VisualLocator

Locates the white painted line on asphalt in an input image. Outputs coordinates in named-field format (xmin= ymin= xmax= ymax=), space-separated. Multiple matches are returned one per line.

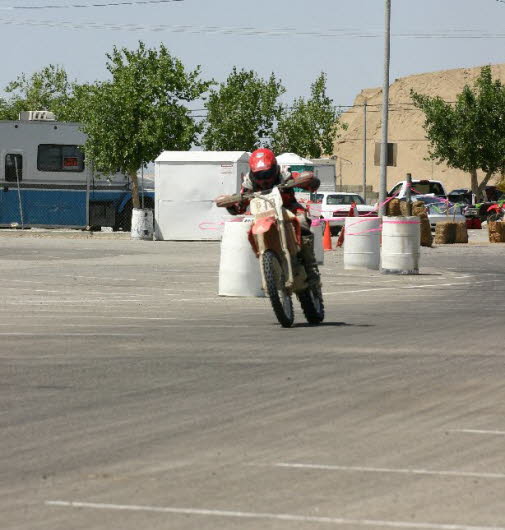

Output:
xmin=271 ymin=463 xmax=505 ymax=479
xmin=449 ymin=429 xmax=505 ymax=436
xmin=0 ymin=279 xmax=47 ymax=284
xmin=0 ymin=310 xmax=177 ymax=316
xmin=0 ymin=300 xmax=153 ymax=305
xmin=324 ymin=278 xmax=501 ymax=296
xmin=150 ymin=318 xmax=252 ymax=329
xmin=401 ymin=282 xmax=473 ymax=289
xmin=0 ymin=288 xmax=155 ymax=297
xmin=170 ymin=298 xmax=233 ymax=302
xmin=63 ymin=275 xmax=139 ymax=281
xmin=45 ymin=501 xmax=505 ymax=530
xmin=0 ymin=333 xmax=143 ymax=337
xmin=106 ymin=316 xmax=179 ymax=320
xmin=325 ymin=287 xmax=396 ymax=295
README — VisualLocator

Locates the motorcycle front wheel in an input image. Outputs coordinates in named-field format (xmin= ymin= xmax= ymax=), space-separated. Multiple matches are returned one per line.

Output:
xmin=297 ymin=283 xmax=325 ymax=325
xmin=262 ymin=250 xmax=294 ymax=328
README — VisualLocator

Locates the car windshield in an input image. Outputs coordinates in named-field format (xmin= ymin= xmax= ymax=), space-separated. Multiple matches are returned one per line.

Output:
xmin=448 ymin=193 xmax=472 ymax=205
xmin=326 ymin=194 xmax=364 ymax=205
xmin=411 ymin=181 xmax=445 ymax=195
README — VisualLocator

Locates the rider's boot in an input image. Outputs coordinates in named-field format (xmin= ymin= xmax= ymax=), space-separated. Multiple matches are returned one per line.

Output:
xmin=299 ymin=234 xmax=322 ymax=288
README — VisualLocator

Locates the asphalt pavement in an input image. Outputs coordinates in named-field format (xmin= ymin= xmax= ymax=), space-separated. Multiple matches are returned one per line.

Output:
xmin=0 ymin=229 xmax=504 ymax=530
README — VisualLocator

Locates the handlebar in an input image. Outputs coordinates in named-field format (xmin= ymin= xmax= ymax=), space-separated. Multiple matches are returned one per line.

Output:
xmin=214 ymin=172 xmax=315 ymax=208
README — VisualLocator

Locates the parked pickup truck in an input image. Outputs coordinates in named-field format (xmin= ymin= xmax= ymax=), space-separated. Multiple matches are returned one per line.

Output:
xmin=388 ymin=179 xmax=448 ymax=199
xmin=307 ymin=191 xmax=376 ymax=234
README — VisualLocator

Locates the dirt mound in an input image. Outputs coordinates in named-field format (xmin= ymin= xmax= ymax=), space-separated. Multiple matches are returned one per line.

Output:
xmin=333 ymin=64 xmax=505 ymax=195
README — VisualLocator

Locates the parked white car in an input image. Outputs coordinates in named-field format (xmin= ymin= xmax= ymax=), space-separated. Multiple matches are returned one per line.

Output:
xmin=308 ymin=192 xmax=377 ymax=234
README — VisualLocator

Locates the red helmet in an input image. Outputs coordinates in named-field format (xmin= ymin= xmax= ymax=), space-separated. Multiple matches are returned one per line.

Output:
xmin=249 ymin=148 xmax=280 ymax=190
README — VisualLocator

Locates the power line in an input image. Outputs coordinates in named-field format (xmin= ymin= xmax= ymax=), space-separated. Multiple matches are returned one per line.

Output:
xmin=0 ymin=17 xmax=504 ymax=39
xmin=0 ymin=0 xmax=182 ymax=9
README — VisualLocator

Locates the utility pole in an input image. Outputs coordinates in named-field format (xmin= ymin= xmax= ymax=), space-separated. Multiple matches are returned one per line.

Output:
xmin=362 ymin=101 xmax=367 ymax=202
xmin=379 ymin=0 xmax=391 ymax=216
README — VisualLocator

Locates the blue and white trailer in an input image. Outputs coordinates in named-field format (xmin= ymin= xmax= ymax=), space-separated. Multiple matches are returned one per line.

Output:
xmin=0 ymin=112 xmax=153 ymax=230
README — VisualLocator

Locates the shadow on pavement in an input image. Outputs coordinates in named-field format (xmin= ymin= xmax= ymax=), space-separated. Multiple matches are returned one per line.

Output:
xmin=292 ymin=322 xmax=374 ymax=329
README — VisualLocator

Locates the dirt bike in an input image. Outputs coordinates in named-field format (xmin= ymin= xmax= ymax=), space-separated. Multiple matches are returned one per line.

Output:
xmin=486 ymin=203 xmax=505 ymax=222
xmin=216 ymin=177 xmax=324 ymax=328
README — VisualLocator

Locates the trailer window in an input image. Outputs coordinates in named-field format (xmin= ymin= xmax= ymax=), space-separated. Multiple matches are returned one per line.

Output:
xmin=37 ymin=144 xmax=84 ymax=172
xmin=5 ymin=154 xmax=22 ymax=182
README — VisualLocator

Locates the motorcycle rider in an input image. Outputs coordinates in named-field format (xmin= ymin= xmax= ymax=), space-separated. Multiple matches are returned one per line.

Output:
xmin=217 ymin=148 xmax=321 ymax=287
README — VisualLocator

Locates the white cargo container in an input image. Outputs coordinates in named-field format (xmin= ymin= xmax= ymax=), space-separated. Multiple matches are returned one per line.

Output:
xmin=154 ymin=151 xmax=250 ymax=240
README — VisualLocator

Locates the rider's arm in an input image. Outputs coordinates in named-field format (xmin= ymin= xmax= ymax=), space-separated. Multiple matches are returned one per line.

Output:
xmin=226 ymin=196 xmax=250 ymax=215
xmin=225 ymin=182 xmax=252 ymax=215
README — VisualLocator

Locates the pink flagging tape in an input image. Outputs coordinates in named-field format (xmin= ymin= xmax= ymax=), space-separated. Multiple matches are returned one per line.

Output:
xmin=317 ymin=215 xmax=379 ymax=223
xmin=345 ymin=228 xmax=383 ymax=236
xmin=344 ymin=217 xmax=381 ymax=228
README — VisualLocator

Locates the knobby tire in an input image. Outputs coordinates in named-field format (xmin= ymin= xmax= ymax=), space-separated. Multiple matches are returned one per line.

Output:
xmin=297 ymin=266 xmax=325 ymax=325
xmin=262 ymin=250 xmax=294 ymax=328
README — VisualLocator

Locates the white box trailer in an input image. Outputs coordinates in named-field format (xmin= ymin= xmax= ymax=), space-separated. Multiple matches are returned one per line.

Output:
xmin=154 ymin=151 xmax=250 ymax=240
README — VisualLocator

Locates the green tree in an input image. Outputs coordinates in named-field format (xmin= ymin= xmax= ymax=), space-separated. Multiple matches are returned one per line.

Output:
xmin=0 ymin=64 xmax=75 ymax=120
xmin=411 ymin=66 xmax=505 ymax=201
xmin=272 ymin=73 xmax=345 ymax=158
xmin=201 ymin=67 xmax=285 ymax=151
xmin=0 ymin=97 xmax=10 ymax=120
xmin=80 ymin=42 xmax=211 ymax=208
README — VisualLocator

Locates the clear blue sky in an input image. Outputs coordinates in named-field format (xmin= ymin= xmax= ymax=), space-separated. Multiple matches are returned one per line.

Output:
xmin=0 ymin=0 xmax=504 ymax=107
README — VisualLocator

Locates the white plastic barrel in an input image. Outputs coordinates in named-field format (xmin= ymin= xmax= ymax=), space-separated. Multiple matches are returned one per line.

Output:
xmin=381 ymin=216 xmax=420 ymax=274
xmin=131 ymin=208 xmax=154 ymax=240
xmin=343 ymin=216 xmax=381 ymax=270
xmin=218 ymin=219 xmax=265 ymax=297
xmin=310 ymin=219 xmax=324 ymax=265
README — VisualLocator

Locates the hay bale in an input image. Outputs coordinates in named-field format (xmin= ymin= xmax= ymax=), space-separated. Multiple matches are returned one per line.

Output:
xmin=488 ymin=221 xmax=505 ymax=243
xmin=419 ymin=213 xmax=433 ymax=247
xmin=387 ymin=198 xmax=402 ymax=216
xmin=412 ymin=201 xmax=427 ymax=216
xmin=435 ymin=221 xmax=457 ymax=244
xmin=455 ymin=221 xmax=468 ymax=243
xmin=398 ymin=200 xmax=425 ymax=217
xmin=399 ymin=200 xmax=409 ymax=216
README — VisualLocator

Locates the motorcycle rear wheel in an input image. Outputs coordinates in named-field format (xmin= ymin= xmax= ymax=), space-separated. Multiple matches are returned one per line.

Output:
xmin=262 ymin=250 xmax=294 ymax=328
xmin=297 ymin=283 xmax=325 ymax=325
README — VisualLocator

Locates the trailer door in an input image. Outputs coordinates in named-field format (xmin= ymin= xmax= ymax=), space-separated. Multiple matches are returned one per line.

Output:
xmin=0 ymin=153 xmax=24 ymax=225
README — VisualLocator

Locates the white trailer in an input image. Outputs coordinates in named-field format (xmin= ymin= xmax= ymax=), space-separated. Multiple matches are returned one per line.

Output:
xmin=154 ymin=151 xmax=250 ymax=240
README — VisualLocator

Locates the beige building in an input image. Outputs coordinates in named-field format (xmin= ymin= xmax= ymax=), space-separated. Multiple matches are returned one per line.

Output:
xmin=333 ymin=63 xmax=505 ymax=195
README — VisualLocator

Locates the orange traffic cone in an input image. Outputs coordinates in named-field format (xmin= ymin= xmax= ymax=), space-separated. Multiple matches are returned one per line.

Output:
xmin=323 ymin=221 xmax=332 ymax=251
